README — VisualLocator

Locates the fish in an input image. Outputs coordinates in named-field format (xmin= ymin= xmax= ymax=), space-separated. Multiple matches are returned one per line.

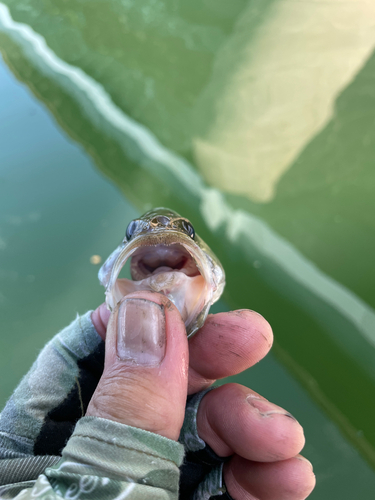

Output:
xmin=99 ymin=208 xmax=225 ymax=337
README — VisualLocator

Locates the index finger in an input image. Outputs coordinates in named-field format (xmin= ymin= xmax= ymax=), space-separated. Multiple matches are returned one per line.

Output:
xmin=188 ymin=310 xmax=273 ymax=394
xmin=92 ymin=304 xmax=274 ymax=394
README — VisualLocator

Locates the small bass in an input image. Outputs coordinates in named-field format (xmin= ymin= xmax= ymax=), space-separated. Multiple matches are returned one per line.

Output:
xmin=99 ymin=208 xmax=225 ymax=337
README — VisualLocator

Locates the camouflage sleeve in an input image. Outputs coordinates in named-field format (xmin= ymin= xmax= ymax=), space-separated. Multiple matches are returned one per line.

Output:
xmin=0 ymin=416 xmax=184 ymax=499
xmin=0 ymin=311 xmax=103 ymax=459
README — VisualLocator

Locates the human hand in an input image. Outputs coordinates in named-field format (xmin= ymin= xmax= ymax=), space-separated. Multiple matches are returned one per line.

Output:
xmin=89 ymin=291 xmax=315 ymax=499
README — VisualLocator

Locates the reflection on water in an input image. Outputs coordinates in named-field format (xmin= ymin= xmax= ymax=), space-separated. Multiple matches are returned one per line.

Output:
xmin=1 ymin=0 xmax=375 ymax=497
xmin=194 ymin=0 xmax=375 ymax=202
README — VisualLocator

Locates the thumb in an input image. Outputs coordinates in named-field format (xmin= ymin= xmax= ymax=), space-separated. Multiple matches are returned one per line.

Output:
xmin=86 ymin=291 xmax=189 ymax=441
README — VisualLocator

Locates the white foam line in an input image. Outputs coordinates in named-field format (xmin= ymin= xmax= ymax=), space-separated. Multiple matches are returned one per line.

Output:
xmin=201 ymin=189 xmax=375 ymax=348
xmin=0 ymin=3 xmax=204 ymax=197
xmin=1 ymin=2 xmax=375 ymax=348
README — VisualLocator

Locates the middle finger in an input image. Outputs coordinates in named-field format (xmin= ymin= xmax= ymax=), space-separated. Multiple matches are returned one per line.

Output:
xmin=196 ymin=383 xmax=305 ymax=461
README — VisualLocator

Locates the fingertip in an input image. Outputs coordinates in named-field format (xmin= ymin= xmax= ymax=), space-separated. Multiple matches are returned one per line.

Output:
xmin=189 ymin=310 xmax=274 ymax=382
xmin=197 ymin=384 xmax=306 ymax=462
xmin=244 ymin=394 xmax=306 ymax=461
xmin=294 ymin=454 xmax=315 ymax=474
xmin=276 ymin=456 xmax=316 ymax=499
xmin=225 ymin=454 xmax=316 ymax=500
xmin=295 ymin=457 xmax=316 ymax=498
xmin=231 ymin=309 xmax=274 ymax=351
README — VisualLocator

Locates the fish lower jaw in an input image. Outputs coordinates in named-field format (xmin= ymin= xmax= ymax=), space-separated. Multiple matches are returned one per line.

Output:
xmin=109 ymin=272 xmax=207 ymax=330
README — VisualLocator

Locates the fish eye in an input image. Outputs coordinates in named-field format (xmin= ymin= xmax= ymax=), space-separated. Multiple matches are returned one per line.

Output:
xmin=181 ymin=220 xmax=195 ymax=239
xmin=125 ymin=220 xmax=138 ymax=241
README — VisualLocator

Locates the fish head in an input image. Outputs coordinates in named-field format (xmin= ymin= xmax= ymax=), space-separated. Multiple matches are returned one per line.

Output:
xmin=99 ymin=208 xmax=225 ymax=337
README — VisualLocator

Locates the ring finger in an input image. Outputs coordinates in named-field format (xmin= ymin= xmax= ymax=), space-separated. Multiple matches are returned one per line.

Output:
xmin=224 ymin=454 xmax=316 ymax=500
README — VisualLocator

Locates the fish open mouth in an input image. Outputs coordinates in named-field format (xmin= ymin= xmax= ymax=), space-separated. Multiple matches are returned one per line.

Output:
xmin=105 ymin=237 xmax=210 ymax=335
xmin=129 ymin=244 xmax=201 ymax=280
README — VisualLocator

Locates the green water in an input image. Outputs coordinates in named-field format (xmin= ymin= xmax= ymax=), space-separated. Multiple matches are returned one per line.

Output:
xmin=1 ymin=0 xmax=375 ymax=497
